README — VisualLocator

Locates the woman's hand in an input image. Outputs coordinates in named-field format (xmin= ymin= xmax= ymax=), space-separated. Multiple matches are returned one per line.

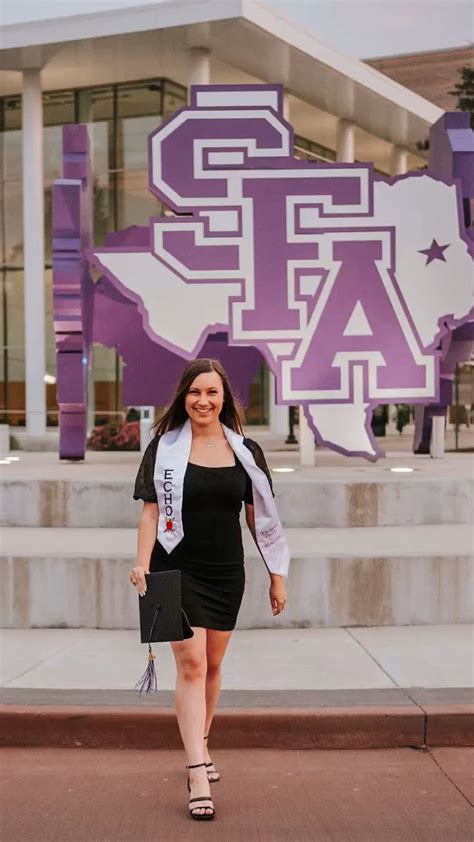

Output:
xmin=269 ymin=575 xmax=287 ymax=615
xmin=129 ymin=565 xmax=148 ymax=597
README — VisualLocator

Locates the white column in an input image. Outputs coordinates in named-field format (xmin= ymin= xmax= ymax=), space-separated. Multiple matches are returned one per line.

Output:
xmin=336 ymin=119 xmax=355 ymax=163
xmin=268 ymin=370 xmax=288 ymax=436
xmin=22 ymin=69 xmax=46 ymax=437
xmin=430 ymin=415 xmax=445 ymax=458
xmin=188 ymin=47 xmax=210 ymax=89
xmin=299 ymin=408 xmax=315 ymax=466
xmin=386 ymin=404 xmax=397 ymax=435
xmin=390 ymin=145 xmax=408 ymax=176
xmin=387 ymin=149 xmax=408 ymax=436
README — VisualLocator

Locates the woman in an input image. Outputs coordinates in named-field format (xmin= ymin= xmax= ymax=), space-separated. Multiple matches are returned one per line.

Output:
xmin=130 ymin=358 xmax=289 ymax=821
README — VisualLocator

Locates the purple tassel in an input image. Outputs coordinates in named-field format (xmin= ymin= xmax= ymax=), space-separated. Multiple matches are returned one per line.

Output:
xmin=134 ymin=643 xmax=158 ymax=696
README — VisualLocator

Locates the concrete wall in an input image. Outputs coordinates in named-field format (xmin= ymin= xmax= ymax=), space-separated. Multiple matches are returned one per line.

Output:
xmin=1 ymin=552 xmax=472 ymax=630
xmin=1 ymin=477 xmax=472 ymax=528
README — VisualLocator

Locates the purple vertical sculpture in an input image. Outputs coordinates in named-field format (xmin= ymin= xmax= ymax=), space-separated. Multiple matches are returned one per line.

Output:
xmin=52 ymin=125 xmax=93 ymax=459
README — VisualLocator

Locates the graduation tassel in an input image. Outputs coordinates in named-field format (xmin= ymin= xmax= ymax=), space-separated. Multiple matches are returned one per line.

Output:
xmin=134 ymin=643 xmax=158 ymax=696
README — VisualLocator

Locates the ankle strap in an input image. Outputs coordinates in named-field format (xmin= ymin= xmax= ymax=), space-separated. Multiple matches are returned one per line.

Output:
xmin=186 ymin=762 xmax=206 ymax=769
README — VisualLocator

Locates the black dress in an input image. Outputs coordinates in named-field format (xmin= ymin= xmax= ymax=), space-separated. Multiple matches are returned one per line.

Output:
xmin=133 ymin=435 xmax=274 ymax=631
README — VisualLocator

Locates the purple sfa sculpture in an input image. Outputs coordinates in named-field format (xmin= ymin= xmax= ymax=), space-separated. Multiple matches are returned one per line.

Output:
xmin=54 ymin=85 xmax=473 ymax=460
xmin=92 ymin=227 xmax=263 ymax=409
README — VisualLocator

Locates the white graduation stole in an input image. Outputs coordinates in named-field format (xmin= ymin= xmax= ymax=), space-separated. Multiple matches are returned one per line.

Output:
xmin=153 ymin=419 xmax=290 ymax=578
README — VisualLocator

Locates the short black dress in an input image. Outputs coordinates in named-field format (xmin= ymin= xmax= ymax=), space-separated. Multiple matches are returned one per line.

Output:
xmin=133 ymin=435 xmax=273 ymax=631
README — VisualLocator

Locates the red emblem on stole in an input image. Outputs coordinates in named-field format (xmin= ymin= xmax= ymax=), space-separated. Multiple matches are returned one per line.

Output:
xmin=165 ymin=517 xmax=175 ymax=532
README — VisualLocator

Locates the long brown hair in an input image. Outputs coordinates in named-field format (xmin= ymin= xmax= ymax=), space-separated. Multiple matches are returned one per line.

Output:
xmin=152 ymin=358 xmax=244 ymax=437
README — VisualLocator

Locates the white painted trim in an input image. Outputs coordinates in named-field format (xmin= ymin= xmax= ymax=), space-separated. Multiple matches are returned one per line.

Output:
xmin=0 ymin=0 xmax=442 ymax=126
xmin=0 ymin=0 xmax=244 ymax=49
xmin=242 ymin=0 xmax=442 ymax=124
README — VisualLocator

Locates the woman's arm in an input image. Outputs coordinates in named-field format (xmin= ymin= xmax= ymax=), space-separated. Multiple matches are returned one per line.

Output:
xmin=244 ymin=503 xmax=286 ymax=615
xmin=244 ymin=501 xmax=257 ymax=543
xmin=130 ymin=501 xmax=159 ymax=596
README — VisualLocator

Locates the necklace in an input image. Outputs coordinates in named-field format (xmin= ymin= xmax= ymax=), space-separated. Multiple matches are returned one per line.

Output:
xmin=205 ymin=441 xmax=216 ymax=448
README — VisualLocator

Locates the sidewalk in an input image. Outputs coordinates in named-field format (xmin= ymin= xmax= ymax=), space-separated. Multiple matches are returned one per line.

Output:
xmin=1 ymin=625 xmax=473 ymax=749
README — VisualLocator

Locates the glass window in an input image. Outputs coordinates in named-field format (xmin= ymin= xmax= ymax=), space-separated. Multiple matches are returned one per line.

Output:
xmin=2 ymin=179 xmax=23 ymax=267
xmin=246 ymin=364 xmax=269 ymax=425
xmin=162 ymin=80 xmax=187 ymax=118
xmin=3 ymin=97 xmax=21 ymax=132
xmin=78 ymin=88 xmax=112 ymax=176
xmin=115 ymin=169 xmax=162 ymax=230
xmin=294 ymin=135 xmax=335 ymax=163
xmin=2 ymin=268 xmax=25 ymax=425
xmin=43 ymin=90 xmax=74 ymax=128
xmin=3 ymin=126 xmax=22 ymax=182
xmin=0 ymin=77 xmax=190 ymax=430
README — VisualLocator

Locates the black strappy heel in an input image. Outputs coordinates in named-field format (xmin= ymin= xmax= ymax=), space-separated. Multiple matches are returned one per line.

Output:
xmin=186 ymin=762 xmax=216 ymax=820
xmin=204 ymin=733 xmax=220 ymax=782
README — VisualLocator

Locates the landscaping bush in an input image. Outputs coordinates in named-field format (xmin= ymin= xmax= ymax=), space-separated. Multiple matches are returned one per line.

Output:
xmin=87 ymin=420 xmax=140 ymax=451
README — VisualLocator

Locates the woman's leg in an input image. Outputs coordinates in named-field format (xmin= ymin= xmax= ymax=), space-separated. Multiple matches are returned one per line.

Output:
xmin=204 ymin=629 xmax=233 ymax=762
xmin=171 ymin=627 xmax=214 ymax=816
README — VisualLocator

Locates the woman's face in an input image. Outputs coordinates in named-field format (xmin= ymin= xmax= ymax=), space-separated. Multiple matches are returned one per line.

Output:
xmin=184 ymin=370 xmax=225 ymax=427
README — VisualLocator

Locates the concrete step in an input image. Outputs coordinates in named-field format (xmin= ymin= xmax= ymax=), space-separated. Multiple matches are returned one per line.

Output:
xmin=1 ymin=525 xmax=472 ymax=628
xmin=1 ymin=451 xmax=472 ymax=528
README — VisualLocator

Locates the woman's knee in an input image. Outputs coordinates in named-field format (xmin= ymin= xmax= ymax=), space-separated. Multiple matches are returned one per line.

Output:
xmin=206 ymin=661 xmax=222 ymax=678
xmin=177 ymin=654 xmax=207 ymax=682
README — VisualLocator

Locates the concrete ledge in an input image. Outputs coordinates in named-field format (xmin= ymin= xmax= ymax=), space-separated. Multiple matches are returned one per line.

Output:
xmin=1 ymin=526 xmax=472 ymax=627
xmin=424 ymin=705 xmax=474 ymax=747
xmin=0 ymin=704 xmax=427 ymax=750
xmin=2 ymin=702 xmax=472 ymax=748
xmin=0 ymin=686 xmax=420 ymax=707
xmin=1 ymin=475 xmax=472 ymax=528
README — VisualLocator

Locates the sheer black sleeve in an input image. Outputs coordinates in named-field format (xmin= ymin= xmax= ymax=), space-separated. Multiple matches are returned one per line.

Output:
xmin=133 ymin=435 xmax=160 ymax=502
xmin=243 ymin=438 xmax=274 ymax=499
xmin=243 ymin=467 xmax=254 ymax=504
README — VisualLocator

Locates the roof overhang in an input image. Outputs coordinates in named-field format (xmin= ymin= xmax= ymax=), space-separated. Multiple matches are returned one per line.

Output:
xmin=0 ymin=0 xmax=443 ymax=150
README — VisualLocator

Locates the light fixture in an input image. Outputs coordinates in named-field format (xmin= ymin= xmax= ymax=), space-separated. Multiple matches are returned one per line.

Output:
xmin=5 ymin=456 xmax=19 ymax=461
xmin=44 ymin=374 xmax=56 ymax=384
xmin=272 ymin=467 xmax=296 ymax=473
xmin=389 ymin=467 xmax=414 ymax=473
xmin=0 ymin=459 xmax=11 ymax=465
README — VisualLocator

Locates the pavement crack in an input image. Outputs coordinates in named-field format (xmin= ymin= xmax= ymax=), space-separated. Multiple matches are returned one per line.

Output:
xmin=344 ymin=627 xmax=400 ymax=688
xmin=1 ymin=637 xmax=86 ymax=687
xmin=405 ymin=691 xmax=428 ymax=744
xmin=427 ymin=748 xmax=474 ymax=807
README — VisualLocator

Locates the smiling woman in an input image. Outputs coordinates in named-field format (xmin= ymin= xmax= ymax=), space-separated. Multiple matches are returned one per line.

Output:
xmin=130 ymin=357 xmax=289 ymax=820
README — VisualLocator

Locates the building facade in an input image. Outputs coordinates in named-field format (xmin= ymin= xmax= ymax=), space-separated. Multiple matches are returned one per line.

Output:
xmin=367 ymin=45 xmax=473 ymax=113
xmin=0 ymin=0 xmax=443 ymax=438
